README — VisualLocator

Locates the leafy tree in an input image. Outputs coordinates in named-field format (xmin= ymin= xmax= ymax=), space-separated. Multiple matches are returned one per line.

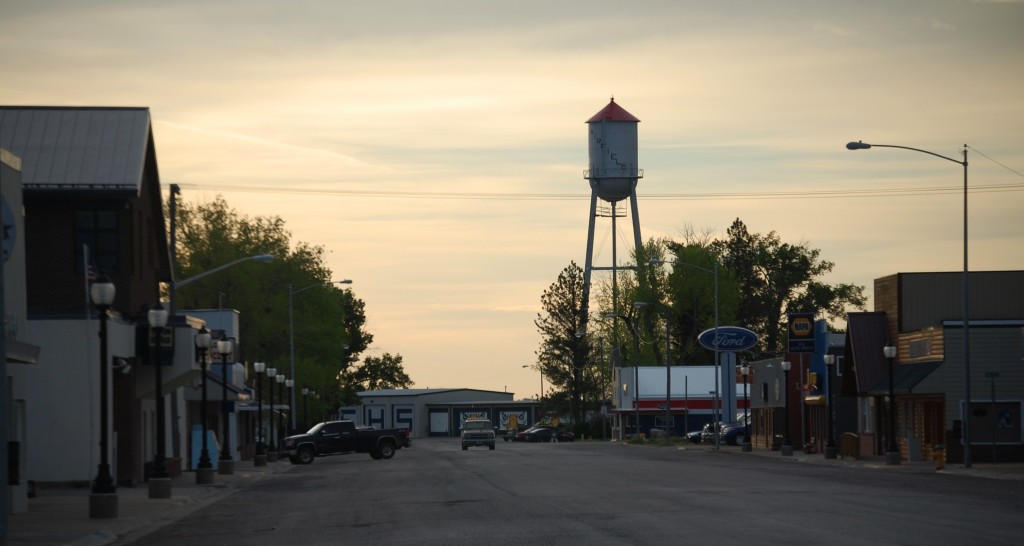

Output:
xmin=534 ymin=262 xmax=590 ymax=431
xmin=172 ymin=196 xmax=373 ymax=410
xmin=342 ymin=353 xmax=413 ymax=394
xmin=710 ymin=218 xmax=866 ymax=356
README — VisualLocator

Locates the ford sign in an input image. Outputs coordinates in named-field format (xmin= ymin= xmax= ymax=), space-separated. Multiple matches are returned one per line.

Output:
xmin=698 ymin=326 xmax=759 ymax=352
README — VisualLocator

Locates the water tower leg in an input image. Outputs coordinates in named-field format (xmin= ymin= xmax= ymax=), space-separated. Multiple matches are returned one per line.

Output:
xmin=580 ymin=191 xmax=599 ymax=335
xmin=628 ymin=188 xmax=644 ymax=252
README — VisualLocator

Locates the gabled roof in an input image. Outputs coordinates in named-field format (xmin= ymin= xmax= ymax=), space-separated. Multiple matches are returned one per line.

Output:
xmin=0 ymin=106 xmax=152 ymax=191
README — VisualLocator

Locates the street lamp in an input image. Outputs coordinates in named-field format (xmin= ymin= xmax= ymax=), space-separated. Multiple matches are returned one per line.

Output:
xmin=823 ymin=353 xmax=838 ymax=460
xmin=253 ymin=362 xmax=267 ymax=467
xmin=740 ymin=362 xmax=751 ymax=452
xmin=88 ymin=276 xmax=117 ymax=519
xmin=649 ymin=258 xmax=720 ymax=448
xmin=195 ymin=327 xmax=215 ymax=483
xmin=266 ymin=367 xmax=277 ymax=461
xmin=276 ymin=374 xmax=286 ymax=453
xmin=781 ymin=360 xmax=793 ymax=456
xmin=302 ymin=387 xmax=309 ymax=432
xmin=288 ymin=279 xmax=352 ymax=433
xmin=883 ymin=343 xmax=900 ymax=465
xmin=633 ymin=301 xmax=671 ymax=440
xmin=285 ymin=379 xmax=294 ymax=435
xmin=148 ymin=303 xmax=171 ymax=499
xmin=216 ymin=338 xmax=235 ymax=475
xmin=847 ymin=140 xmax=971 ymax=468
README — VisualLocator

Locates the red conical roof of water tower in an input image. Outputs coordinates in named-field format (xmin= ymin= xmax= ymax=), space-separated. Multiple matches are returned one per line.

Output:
xmin=586 ymin=98 xmax=640 ymax=123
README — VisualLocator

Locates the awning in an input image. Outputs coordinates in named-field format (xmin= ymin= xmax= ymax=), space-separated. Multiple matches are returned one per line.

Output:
xmin=6 ymin=339 xmax=41 ymax=364
xmin=867 ymin=361 xmax=943 ymax=396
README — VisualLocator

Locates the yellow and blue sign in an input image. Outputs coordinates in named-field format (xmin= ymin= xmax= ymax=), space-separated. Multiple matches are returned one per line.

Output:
xmin=788 ymin=313 xmax=815 ymax=353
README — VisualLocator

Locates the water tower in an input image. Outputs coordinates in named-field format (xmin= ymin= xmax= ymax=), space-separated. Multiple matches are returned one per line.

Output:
xmin=579 ymin=98 xmax=644 ymax=342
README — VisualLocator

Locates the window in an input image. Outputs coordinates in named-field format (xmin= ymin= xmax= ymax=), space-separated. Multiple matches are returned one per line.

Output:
xmin=75 ymin=210 xmax=119 ymax=274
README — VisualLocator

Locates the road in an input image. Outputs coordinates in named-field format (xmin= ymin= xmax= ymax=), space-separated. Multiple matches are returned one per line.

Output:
xmin=134 ymin=438 xmax=1024 ymax=545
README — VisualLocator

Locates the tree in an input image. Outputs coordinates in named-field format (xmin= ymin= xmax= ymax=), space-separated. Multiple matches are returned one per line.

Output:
xmin=534 ymin=262 xmax=591 ymax=431
xmin=343 ymin=353 xmax=413 ymax=393
xmin=710 ymin=218 xmax=866 ymax=356
xmin=172 ymin=196 xmax=372 ymax=409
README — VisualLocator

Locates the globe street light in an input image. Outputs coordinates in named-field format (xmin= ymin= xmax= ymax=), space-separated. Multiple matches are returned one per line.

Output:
xmin=289 ymin=280 xmax=352 ymax=433
xmin=823 ymin=353 xmax=838 ymax=460
xmin=148 ymin=303 xmax=171 ymax=499
xmin=740 ymin=362 xmax=751 ymax=452
xmin=883 ymin=343 xmax=900 ymax=466
xmin=216 ymin=339 xmax=235 ymax=475
xmin=847 ymin=140 xmax=971 ymax=468
xmin=253 ymin=362 xmax=267 ymax=467
xmin=781 ymin=360 xmax=793 ymax=456
xmin=195 ymin=327 xmax=215 ymax=483
xmin=88 ymin=276 xmax=117 ymax=519
xmin=266 ymin=367 xmax=278 ymax=462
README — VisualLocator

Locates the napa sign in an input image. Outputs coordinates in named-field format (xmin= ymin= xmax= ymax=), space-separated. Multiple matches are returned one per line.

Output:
xmin=698 ymin=326 xmax=759 ymax=352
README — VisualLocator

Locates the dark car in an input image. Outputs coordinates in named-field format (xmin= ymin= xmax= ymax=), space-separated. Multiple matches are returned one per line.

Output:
xmin=687 ymin=423 xmax=712 ymax=444
xmin=520 ymin=425 xmax=575 ymax=443
xmin=721 ymin=421 xmax=750 ymax=446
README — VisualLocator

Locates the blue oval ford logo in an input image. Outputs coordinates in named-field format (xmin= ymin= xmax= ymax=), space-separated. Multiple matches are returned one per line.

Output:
xmin=698 ymin=326 xmax=759 ymax=352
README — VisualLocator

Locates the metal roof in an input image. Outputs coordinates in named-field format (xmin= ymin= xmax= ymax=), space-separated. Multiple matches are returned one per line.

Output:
xmin=0 ymin=106 xmax=152 ymax=191
xmin=586 ymin=98 xmax=640 ymax=123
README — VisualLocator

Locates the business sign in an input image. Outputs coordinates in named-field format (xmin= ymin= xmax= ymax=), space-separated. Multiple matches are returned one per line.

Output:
xmin=788 ymin=313 xmax=815 ymax=353
xmin=698 ymin=326 xmax=759 ymax=352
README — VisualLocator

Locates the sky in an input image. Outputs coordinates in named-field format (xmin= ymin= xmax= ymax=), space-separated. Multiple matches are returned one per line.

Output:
xmin=3 ymin=0 xmax=1023 ymax=400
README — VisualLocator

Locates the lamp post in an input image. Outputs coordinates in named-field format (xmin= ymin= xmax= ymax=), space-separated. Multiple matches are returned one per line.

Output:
xmin=88 ymin=276 xmax=117 ymax=519
xmin=147 ymin=303 xmax=171 ymax=498
xmin=522 ymin=365 xmax=544 ymax=404
xmin=633 ymin=301 xmax=672 ymax=440
xmin=740 ymin=362 xmax=751 ymax=452
xmin=216 ymin=339 xmax=235 ymax=475
xmin=302 ymin=387 xmax=309 ymax=432
xmin=276 ymin=374 xmax=286 ymax=453
xmin=781 ymin=360 xmax=793 ymax=456
xmin=285 ymin=379 xmax=294 ymax=435
xmin=823 ymin=353 xmax=838 ymax=460
xmin=288 ymin=279 xmax=352 ymax=432
xmin=883 ymin=343 xmax=900 ymax=465
xmin=195 ymin=327 xmax=215 ymax=483
xmin=649 ymin=258 xmax=720 ymax=448
xmin=253 ymin=362 xmax=267 ymax=467
xmin=847 ymin=140 xmax=971 ymax=469
xmin=266 ymin=367 xmax=277 ymax=461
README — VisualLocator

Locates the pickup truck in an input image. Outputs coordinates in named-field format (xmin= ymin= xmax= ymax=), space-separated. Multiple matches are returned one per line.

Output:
xmin=283 ymin=420 xmax=411 ymax=464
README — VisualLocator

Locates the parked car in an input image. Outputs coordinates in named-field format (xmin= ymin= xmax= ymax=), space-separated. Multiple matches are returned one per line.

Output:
xmin=461 ymin=418 xmax=496 ymax=451
xmin=687 ymin=423 xmax=712 ymax=444
xmin=721 ymin=421 xmax=750 ymax=446
xmin=520 ymin=425 xmax=575 ymax=443
xmin=283 ymin=420 xmax=411 ymax=464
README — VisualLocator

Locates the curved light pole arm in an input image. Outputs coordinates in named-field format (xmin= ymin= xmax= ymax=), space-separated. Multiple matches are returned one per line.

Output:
xmin=175 ymin=254 xmax=275 ymax=289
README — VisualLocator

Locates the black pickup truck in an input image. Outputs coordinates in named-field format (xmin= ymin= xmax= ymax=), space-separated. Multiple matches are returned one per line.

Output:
xmin=283 ymin=420 xmax=411 ymax=464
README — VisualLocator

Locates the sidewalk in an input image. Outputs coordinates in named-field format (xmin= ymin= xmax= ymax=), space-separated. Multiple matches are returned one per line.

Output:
xmin=679 ymin=441 xmax=1024 ymax=481
xmin=8 ymin=459 xmax=293 ymax=546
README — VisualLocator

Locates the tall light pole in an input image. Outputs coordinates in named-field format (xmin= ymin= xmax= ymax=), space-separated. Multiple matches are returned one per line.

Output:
xmin=605 ymin=312 xmax=642 ymax=440
xmin=847 ymin=140 xmax=971 ymax=468
xmin=285 ymin=379 xmax=294 ymax=435
xmin=302 ymin=387 xmax=309 ymax=432
xmin=823 ymin=353 xmax=838 ymax=460
xmin=253 ymin=362 xmax=267 ymax=467
xmin=740 ymin=362 xmax=751 ymax=452
xmin=522 ymin=365 xmax=543 ymax=404
xmin=649 ymin=258 xmax=720 ymax=448
xmin=266 ymin=367 xmax=277 ymax=461
xmin=89 ymin=276 xmax=117 ymax=519
xmin=288 ymin=279 xmax=352 ymax=432
xmin=195 ymin=327 xmax=215 ymax=483
xmin=148 ymin=303 xmax=171 ymax=499
xmin=781 ymin=360 xmax=793 ymax=456
xmin=883 ymin=343 xmax=900 ymax=465
xmin=216 ymin=339 xmax=235 ymax=475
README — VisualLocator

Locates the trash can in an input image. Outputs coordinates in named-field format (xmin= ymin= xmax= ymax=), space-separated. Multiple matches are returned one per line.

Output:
xmin=934 ymin=444 xmax=946 ymax=470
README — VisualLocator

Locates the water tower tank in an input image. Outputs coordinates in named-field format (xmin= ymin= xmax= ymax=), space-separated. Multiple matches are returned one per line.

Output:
xmin=585 ymin=98 xmax=641 ymax=203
